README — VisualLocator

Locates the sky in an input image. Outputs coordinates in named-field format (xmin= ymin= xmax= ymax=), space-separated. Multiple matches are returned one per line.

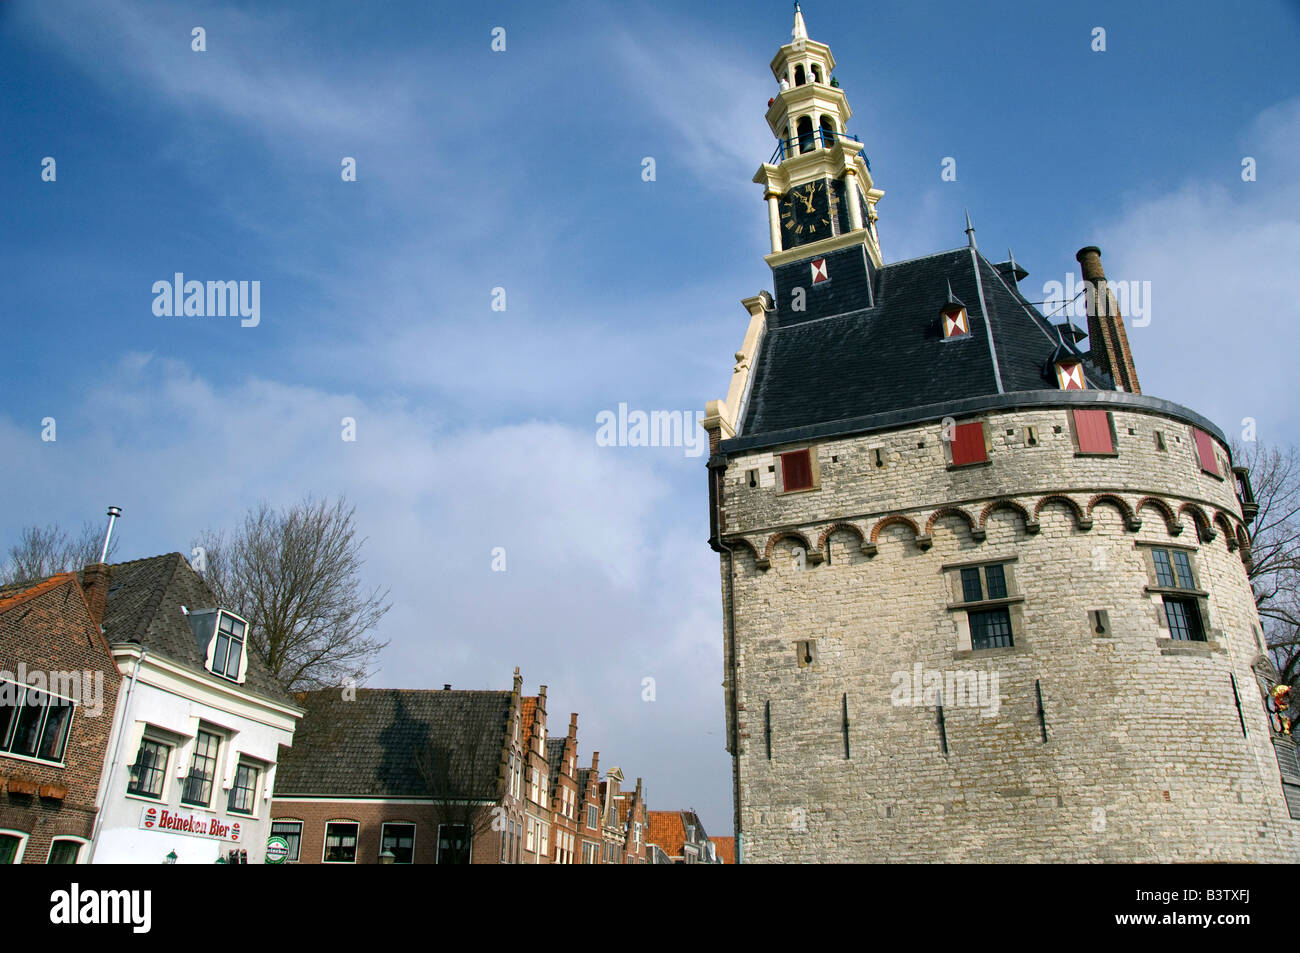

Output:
xmin=2 ymin=0 xmax=1298 ymax=837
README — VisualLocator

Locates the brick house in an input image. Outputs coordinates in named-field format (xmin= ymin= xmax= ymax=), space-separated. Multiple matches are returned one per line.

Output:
xmin=544 ymin=713 xmax=580 ymax=863
xmin=273 ymin=669 xmax=542 ymax=864
xmin=646 ymin=810 xmax=720 ymax=864
xmin=0 ymin=571 xmax=122 ymax=863
xmin=89 ymin=554 xmax=302 ymax=864
xmin=575 ymin=751 xmax=603 ymax=863
xmin=611 ymin=775 xmax=647 ymax=863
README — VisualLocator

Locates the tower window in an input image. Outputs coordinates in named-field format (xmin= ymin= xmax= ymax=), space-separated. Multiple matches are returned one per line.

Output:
xmin=794 ymin=64 xmax=806 ymax=86
xmin=969 ymin=609 xmax=1014 ymax=650
xmin=1192 ymin=428 xmax=1219 ymax=476
xmin=946 ymin=559 xmax=1022 ymax=651
xmin=1141 ymin=545 xmax=1209 ymax=643
xmin=1071 ymin=409 xmax=1115 ymax=455
xmin=778 ymin=448 xmax=817 ymax=492
xmin=819 ymin=115 xmax=835 ymax=146
xmin=947 ymin=422 xmax=987 ymax=467
xmin=811 ymin=64 xmax=823 ymax=83
xmin=796 ymin=116 xmax=815 ymax=153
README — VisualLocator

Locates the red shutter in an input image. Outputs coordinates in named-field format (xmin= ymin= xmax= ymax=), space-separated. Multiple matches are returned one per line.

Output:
xmin=950 ymin=422 xmax=987 ymax=465
xmin=781 ymin=449 xmax=813 ymax=491
xmin=1193 ymin=429 xmax=1218 ymax=474
xmin=1073 ymin=409 xmax=1114 ymax=454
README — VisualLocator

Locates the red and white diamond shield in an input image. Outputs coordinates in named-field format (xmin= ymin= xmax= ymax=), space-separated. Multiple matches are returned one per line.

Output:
xmin=1057 ymin=362 xmax=1084 ymax=390
xmin=810 ymin=258 xmax=829 ymax=283
xmin=943 ymin=310 xmax=968 ymax=337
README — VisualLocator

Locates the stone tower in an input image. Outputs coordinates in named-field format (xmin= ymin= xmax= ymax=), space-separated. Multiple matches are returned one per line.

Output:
xmin=703 ymin=5 xmax=1300 ymax=863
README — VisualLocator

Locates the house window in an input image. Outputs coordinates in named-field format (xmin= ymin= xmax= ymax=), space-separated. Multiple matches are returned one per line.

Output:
xmin=0 ymin=681 xmax=75 ymax=763
xmin=271 ymin=821 xmax=302 ymax=862
xmin=0 ymin=833 xmax=27 ymax=864
xmin=181 ymin=730 xmax=221 ymax=807
xmin=437 ymin=824 xmax=469 ymax=864
xmin=583 ymin=841 xmax=597 ymax=864
xmin=529 ymin=768 xmax=539 ymax=803
xmin=226 ymin=762 xmax=259 ymax=816
xmin=323 ymin=822 xmax=358 ymax=863
xmin=526 ymin=818 xmax=536 ymax=852
xmin=47 ymin=839 xmax=84 ymax=864
xmin=588 ymin=804 xmax=599 ymax=829
xmin=1146 ymin=547 xmax=1207 ymax=642
xmin=1193 ymin=428 xmax=1219 ymax=475
xmin=381 ymin=823 xmax=415 ymax=864
xmin=210 ymin=611 xmax=247 ymax=681
xmin=1072 ymin=409 xmax=1114 ymax=454
xmin=780 ymin=448 xmax=815 ymax=492
xmin=127 ymin=738 xmax=170 ymax=799
xmin=948 ymin=422 xmax=987 ymax=466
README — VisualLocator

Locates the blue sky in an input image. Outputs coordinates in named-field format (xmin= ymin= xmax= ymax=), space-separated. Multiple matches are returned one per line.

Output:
xmin=3 ymin=0 xmax=1298 ymax=836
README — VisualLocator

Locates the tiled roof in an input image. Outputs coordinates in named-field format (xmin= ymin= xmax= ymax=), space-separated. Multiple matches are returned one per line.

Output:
xmin=275 ymin=687 xmax=511 ymax=798
xmin=645 ymin=810 xmax=688 ymax=858
xmin=0 ymin=573 xmax=79 ymax=614
xmin=710 ymin=836 xmax=736 ymax=864
xmin=736 ymin=246 xmax=1115 ymax=446
xmin=520 ymin=696 xmax=537 ymax=750
xmin=88 ymin=553 xmax=295 ymax=707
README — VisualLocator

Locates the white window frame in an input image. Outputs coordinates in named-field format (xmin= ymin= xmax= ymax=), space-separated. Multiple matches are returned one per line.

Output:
xmin=46 ymin=836 xmax=90 ymax=864
xmin=380 ymin=821 xmax=417 ymax=865
xmin=0 ymin=830 xmax=30 ymax=864
xmin=322 ymin=820 xmax=360 ymax=864
xmin=270 ymin=819 xmax=303 ymax=862
xmin=0 ymin=678 xmax=77 ymax=766
xmin=126 ymin=733 xmax=174 ymax=801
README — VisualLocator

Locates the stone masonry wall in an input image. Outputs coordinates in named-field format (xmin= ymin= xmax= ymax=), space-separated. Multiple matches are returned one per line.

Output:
xmin=719 ymin=404 xmax=1300 ymax=862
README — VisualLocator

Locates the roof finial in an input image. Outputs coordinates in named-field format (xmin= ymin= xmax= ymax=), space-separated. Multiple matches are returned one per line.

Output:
xmin=792 ymin=2 xmax=808 ymax=41
xmin=964 ymin=208 xmax=977 ymax=249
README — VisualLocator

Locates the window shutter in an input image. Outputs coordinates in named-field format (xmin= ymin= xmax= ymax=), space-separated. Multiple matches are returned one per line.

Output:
xmin=1072 ymin=409 xmax=1114 ymax=454
xmin=780 ymin=449 xmax=814 ymax=491
xmin=1193 ymin=429 xmax=1218 ymax=475
xmin=950 ymin=422 xmax=987 ymax=466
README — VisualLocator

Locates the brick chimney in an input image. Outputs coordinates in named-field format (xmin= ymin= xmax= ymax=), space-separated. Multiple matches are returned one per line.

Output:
xmin=1076 ymin=246 xmax=1141 ymax=394
xmin=82 ymin=562 xmax=110 ymax=631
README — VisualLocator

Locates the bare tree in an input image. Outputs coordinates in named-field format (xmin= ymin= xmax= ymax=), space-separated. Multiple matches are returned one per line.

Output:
xmin=193 ymin=495 xmax=390 ymax=692
xmin=1234 ymin=441 xmax=1300 ymax=702
xmin=1 ymin=520 xmax=120 ymax=585
xmin=415 ymin=739 xmax=501 ymax=864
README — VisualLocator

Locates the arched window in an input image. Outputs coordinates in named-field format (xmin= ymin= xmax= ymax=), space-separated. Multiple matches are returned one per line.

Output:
xmin=811 ymin=64 xmax=823 ymax=83
xmin=819 ymin=116 xmax=836 ymax=146
xmin=796 ymin=116 xmax=815 ymax=154
xmin=794 ymin=64 xmax=806 ymax=86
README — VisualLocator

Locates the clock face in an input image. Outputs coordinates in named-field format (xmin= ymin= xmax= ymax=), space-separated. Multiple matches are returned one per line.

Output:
xmin=780 ymin=180 xmax=831 ymax=246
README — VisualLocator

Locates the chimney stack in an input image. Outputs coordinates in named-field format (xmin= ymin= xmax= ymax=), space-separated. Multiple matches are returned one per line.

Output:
xmin=82 ymin=563 xmax=110 ymax=632
xmin=1076 ymin=246 xmax=1140 ymax=394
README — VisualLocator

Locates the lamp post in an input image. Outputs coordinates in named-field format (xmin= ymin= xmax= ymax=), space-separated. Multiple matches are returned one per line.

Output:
xmin=164 ymin=850 xmax=177 ymax=865
xmin=379 ymin=849 xmax=396 ymax=865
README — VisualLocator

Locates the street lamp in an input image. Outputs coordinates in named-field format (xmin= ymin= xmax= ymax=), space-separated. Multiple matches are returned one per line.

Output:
xmin=164 ymin=851 xmax=178 ymax=865
xmin=379 ymin=849 xmax=396 ymax=865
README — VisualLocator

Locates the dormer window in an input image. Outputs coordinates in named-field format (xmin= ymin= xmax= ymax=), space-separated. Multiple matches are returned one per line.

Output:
xmin=211 ymin=612 xmax=246 ymax=681
xmin=189 ymin=608 xmax=249 ymax=683
xmin=1055 ymin=360 xmax=1085 ymax=390
xmin=940 ymin=281 xmax=968 ymax=339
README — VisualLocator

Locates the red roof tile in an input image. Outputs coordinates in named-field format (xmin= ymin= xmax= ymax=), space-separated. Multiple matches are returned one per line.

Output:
xmin=646 ymin=810 xmax=687 ymax=858
xmin=710 ymin=836 xmax=736 ymax=864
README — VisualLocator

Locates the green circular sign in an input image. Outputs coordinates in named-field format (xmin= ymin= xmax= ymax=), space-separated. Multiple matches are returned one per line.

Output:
xmin=265 ymin=836 xmax=289 ymax=864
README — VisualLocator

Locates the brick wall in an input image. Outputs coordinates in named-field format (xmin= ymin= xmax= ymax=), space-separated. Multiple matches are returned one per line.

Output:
xmin=0 ymin=576 xmax=122 ymax=863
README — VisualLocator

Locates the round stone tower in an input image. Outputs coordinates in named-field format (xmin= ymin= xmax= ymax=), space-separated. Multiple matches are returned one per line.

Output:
xmin=703 ymin=5 xmax=1300 ymax=863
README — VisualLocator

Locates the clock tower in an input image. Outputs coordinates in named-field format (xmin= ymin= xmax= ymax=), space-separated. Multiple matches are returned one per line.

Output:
xmin=754 ymin=3 xmax=883 ymax=263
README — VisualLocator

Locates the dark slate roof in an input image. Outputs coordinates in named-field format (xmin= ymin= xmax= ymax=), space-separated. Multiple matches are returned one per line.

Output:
xmin=736 ymin=246 xmax=1115 ymax=445
xmin=88 ymin=553 xmax=296 ymax=707
xmin=545 ymin=736 xmax=567 ymax=792
xmin=274 ymin=688 xmax=511 ymax=798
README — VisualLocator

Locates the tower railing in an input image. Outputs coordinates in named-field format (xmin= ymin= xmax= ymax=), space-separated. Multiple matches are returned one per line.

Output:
xmin=768 ymin=129 xmax=866 ymax=165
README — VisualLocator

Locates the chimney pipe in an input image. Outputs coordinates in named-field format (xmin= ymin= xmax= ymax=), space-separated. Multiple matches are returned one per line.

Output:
xmin=1075 ymin=246 xmax=1140 ymax=394
xmin=99 ymin=506 xmax=121 ymax=563
xmin=443 ymin=683 xmax=451 ymax=691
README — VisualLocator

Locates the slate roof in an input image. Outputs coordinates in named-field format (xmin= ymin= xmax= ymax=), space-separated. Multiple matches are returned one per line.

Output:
xmin=275 ymin=687 xmax=512 ymax=798
xmin=87 ymin=553 xmax=296 ymax=707
xmin=735 ymin=246 xmax=1116 ymax=447
xmin=545 ymin=736 xmax=567 ymax=793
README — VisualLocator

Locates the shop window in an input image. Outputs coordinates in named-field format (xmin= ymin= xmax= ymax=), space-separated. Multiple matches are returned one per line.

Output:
xmin=181 ymin=730 xmax=221 ymax=807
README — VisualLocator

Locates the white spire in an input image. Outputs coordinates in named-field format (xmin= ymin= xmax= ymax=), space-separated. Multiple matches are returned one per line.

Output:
xmin=792 ymin=2 xmax=808 ymax=41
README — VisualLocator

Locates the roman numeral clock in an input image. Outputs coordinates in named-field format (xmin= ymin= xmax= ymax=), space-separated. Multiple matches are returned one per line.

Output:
xmin=780 ymin=181 xmax=832 ymax=245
